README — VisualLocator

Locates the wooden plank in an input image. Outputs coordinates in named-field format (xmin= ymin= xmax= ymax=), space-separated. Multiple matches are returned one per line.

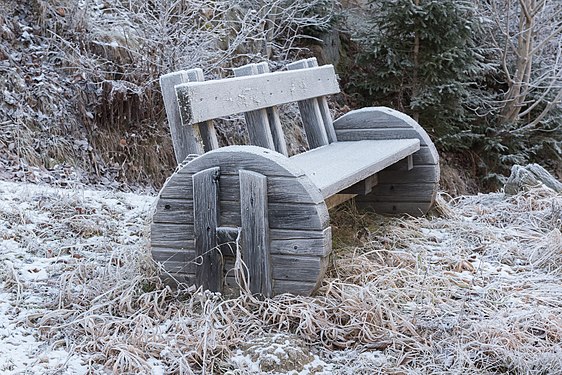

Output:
xmin=151 ymin=248 xmax=197 ymax=273
xmin=192 ymin=167 xmax=222 ymax=292
xmin=175 ymin=65 xmax=340 ymax=125
xmin=333 ymin=107 xmax=414 ymax=129
xmin=174 ymin=146 xmax=306 ymax=178
xmin=160 ymin=71 xmax=203 ymax=163
xmin=363 ymin=183 xmax=438 ymax=201
xmin=153 ymin=199 xmax=329 ymax=231
xmin=287 ymin=59 xmax=329 ymax=148
xmin=233 ymin=64 xmax=276 ymax=150
xmin=377 ymin=165 xmax=440 ymax=184
xmin=325 ymin=194 xmax=356 ymax=209
xmin=413 ymin=146 xmax=438 ymax=165
xmin=239 ymin=170 xmax=272 ymax=297
xmin=304 ymin=58 xmax=337 ymax=143
xmin=255 ymin=62 xmax=288 ymax=156
xmin=224 ymin=276 xmax=319 ymax=296
xmin=184 ymin=69 xmax=219 ymax=151
xmin=335 ymin=128 xmax=429 ymax=146
xmin=332 ymin=107 xmax=439 ymax=165
xmin=270 ymin=227 xmax=330 ymax=240
xmin=271 ymin=255 xmax=327 ymax=282
xmin=290 ymin=140 xmax=420 ymax=199
xmin=151 ymin=222 xmax=193 ymax=244
xmin=341 ymin=174 xmax=379 ymax=195
xmin=270 ymin=227 xmax=331 ymax=256
xmin=160 ymin=174 xmax=323 ymax=204
xmin=151 ymin=228 xmax=332 ymax=260
xmin=156 ymin=253 xmax=328 ymax=295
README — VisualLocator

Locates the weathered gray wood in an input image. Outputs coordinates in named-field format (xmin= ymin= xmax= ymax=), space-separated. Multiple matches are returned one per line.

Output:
xmin=160 ymin=174 xmax=323 ymax=204
xmin=160 ymin=71 xmax=203 ymax=163
xmin=255 ymin=62 xmax=288 ymax=156
xmin=290 ymin=140 xmax=420 ymax=199
xmin=335 ymin=128 xmax=429 ymax=145
xmin=359 ymin=183 xmax=438 ymax=202
xmin=287 ymin=59 xmax=329 ymax=149
xmin=174 ymin=146 xmax=307 ymax=178
xmin=325 ymin=194 xmax=356 ymax=209
xmin=239 ymin=170 xmax=272 ymax=297
xmin=304 ymin=58 xmax=337 ymax=143
xmin=157 ymin=254 xmax=327 ymax=284
xmin=341 ymin=174 xmax=379 ymax=195
xmin=183 ymin=69 xmax=219 ymax=152
xmin=331 ymin=107 xmax=440 ymax=216
xmin=333 ymin=107 xmax=439 ymax=164
xmin=192 ymin=167 xmax=222 ymax=292
xmin=233 ymin=64 xmax=276 ymax=150
xmin=176 ymin=65 xmax=340 ymax=125
xmin=377 ymin=165 xmax=440 ymax=184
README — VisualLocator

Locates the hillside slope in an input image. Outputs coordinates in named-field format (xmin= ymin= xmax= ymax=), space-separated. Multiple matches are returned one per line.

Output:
xmin=0 ymin=180 xmax=560 ymax=374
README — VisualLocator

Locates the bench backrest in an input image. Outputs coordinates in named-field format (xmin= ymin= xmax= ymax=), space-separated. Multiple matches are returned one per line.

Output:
xmin=160 ymin=58 xmax=341 ymax=164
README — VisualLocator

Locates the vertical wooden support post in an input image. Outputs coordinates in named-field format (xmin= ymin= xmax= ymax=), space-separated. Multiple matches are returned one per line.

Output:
xmin=255 ymin=62 xmax=289 ymax=156
xmin=305 ymin=58 xmax=337 ymax=143
xmin=193 ymin=167 xmax=222 ymax=292
xmin=239 ymin=170 xmax=272 ymax=297
xmin=185 ymin=68 xmax=220 ymax=152
xmin=232 ymin=65 xmax=277 ymax=151
xmin=286 ymin=59 xmax=329 ymax=149
xmin=160 ymin=71 xmax=203 ymax=164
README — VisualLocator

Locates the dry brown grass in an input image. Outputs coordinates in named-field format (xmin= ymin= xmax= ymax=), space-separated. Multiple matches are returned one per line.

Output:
xmin=1 ymin=183 xmax=558 ymax=373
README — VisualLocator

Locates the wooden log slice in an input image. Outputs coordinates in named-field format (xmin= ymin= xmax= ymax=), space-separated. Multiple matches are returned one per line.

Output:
xmin=151 ymin=145 xmax=330 ymax=296
xmin=333 ymin=107 xmax=440 ymax=215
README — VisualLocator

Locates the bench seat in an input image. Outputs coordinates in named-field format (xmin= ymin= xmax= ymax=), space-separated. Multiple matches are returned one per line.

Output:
xmin=290 ymin=139 xmax=420 ymax=199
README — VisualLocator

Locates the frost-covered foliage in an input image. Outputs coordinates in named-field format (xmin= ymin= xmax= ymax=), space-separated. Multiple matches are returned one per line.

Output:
xmin=350 ymin=0 xmax=496 ymax=143
xmin=344 ymin=0 xmax=560 ymax=190
xmin=1 ymin=180 xmax=561 ymax=374
xmin=0 ymin=0 xmax=334 ymax=188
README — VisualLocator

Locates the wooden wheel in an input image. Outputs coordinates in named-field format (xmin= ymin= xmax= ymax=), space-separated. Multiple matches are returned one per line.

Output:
xmin=150 ymin=146 xmax=330 ymax=296
xmin=333 ymin=107 xmax=440 ymax=215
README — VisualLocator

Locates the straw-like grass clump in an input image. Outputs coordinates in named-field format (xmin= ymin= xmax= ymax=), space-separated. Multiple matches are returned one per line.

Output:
xmin=0 ymin=182 xmax=560 ymax=374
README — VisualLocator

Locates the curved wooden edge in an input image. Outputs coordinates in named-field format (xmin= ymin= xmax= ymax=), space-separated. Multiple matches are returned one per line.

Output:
xmin=151 ymin=145 xmax=331 ymax=296
xmin=334 ymin=107 xmax=439 ymax=166
xmin=333 ymin=107 xmax=440 ymax=216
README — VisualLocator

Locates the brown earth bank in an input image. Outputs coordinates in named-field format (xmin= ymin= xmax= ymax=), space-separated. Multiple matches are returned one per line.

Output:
xmin=1 ymin=0 xmax=556 ymax=197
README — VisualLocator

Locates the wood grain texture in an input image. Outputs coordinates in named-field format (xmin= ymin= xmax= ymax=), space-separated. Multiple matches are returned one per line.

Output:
xmin=156 ymin=254 xmax=328 ymax=285
xmin=233 ymin=64 xmax=276 ymax=150
xmin=153 ymin=199 xmax=328 ymax=230
xmin=160 ymin=167 xmax=323 ymax=204
xmin=239 ymin=170 xmax=272 ymax=297
xmin=192 ymin=167 xmax=222 ymax=292
xmin=255 ymin=62 xmax=289 ymax=156
xmin=333 ymin=107 xmax=439 ymax=164
xmin=290 ymin=139 xmax=420 ymax=199
xmin=332 ymin=106 xmax=440 ymax=215
xmin=160 ymin=71 xmax=203 ymax=163
xmin=173 ymin=146 xmax=307 ymax=178
xmin=176 ymin=66 xmax=340 ymax=125
xmin=287 ymin=59 xmax=329 ymax=148
xmin=184 ymin=68 xmax=219 ymax=152
xmin=304 ymin=58 xmax=337 ymax=143
xmin=151 ymin=145 xmax=331 ymax=295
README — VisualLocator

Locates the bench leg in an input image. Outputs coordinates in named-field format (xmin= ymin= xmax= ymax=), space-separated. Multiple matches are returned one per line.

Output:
xmin=239 ymin=170 xmax=272 ymax=297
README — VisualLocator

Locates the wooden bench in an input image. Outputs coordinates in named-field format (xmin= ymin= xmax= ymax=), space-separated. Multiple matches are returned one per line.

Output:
xmin=151 ymin=58 xmax=440 ymax=297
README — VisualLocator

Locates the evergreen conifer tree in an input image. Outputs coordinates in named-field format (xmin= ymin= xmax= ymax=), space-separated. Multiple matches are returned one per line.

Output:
xmin=353 ymin=0 xmax=493 ymax=147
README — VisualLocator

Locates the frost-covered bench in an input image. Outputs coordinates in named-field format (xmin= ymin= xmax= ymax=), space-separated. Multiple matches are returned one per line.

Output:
xmin=151 ymin=58 xmax=440 ymax=297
